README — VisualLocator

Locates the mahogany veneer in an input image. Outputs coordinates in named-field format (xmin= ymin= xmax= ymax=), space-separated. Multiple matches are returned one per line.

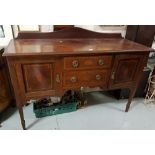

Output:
xmin=3 ymin=27 xmax=155 ymax=129
xmin=0 ymin=48 xmax=12 ymax=114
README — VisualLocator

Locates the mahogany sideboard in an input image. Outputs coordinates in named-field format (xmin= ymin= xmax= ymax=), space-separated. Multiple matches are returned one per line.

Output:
xmin=0 ymin=47 xmax=12 ymax=113
xmin=3 ymin=28 xmax=155 ymax=129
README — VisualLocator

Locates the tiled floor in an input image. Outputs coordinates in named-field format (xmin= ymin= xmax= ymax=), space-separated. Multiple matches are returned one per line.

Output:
xmin=0 ymin=91 xmax=155 ymax=130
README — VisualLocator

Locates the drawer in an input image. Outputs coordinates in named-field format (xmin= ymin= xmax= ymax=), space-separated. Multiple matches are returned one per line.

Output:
xmin=64 ymin=55 xmax=112 ymax=70
xmin=63 ymin=69 xmax=109 ymax=88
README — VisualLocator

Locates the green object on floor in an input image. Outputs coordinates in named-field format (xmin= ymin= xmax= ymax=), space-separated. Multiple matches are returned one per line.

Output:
xmin=33 ymin=101 xmax=79 ymax=118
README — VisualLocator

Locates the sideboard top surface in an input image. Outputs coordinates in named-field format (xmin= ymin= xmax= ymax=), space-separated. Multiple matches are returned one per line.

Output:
xmin=3 ymin=38 xmax=154 ymax=56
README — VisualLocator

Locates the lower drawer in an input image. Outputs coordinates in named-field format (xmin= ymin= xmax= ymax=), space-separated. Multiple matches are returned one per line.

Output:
xmin=63 ymin=69 xmax=109 ymax=88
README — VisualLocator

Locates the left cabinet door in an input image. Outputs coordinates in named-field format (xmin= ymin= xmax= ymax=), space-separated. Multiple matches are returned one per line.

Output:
xmin=22 ymin=63 xmax=54 ymax=92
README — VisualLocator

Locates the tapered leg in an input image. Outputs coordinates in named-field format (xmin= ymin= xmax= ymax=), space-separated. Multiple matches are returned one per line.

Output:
xmin=0 ymin=113 xmax=2 ymax=128
xmin=18 ymin=106 xmax=26 ymax=130
xmin=125 ymin=87 xmax=137 ymax=112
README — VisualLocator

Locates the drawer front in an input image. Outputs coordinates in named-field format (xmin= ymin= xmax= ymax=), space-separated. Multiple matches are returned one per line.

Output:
xmin=64 ymin=56 xmax=112 ymax=70
xmin=63 ymin=70 xmax=109 ymax=88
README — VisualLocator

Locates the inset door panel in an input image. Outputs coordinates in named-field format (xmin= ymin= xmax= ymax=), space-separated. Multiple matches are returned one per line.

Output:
xmin=22 ymin=63 xmax=53 ymax=92
xmin=114 ymin=59 xmax=139 ymax=83
xmin=109 ymin=54 xmax=144 ymax=88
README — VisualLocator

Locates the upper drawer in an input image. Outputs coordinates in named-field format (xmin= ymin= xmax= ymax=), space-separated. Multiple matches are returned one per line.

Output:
xmin=64 ymin=55 xmax=113 ymax=70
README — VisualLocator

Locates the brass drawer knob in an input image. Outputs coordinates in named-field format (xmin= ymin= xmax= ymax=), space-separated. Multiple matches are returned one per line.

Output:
xmin=98 ymin=59 xmax=104 ymax=66
xmin=70 ymin=76 xmax=77 ymax=83
xmin=96 ymin=74 xmax=101 ymax=80
xmin=72 ymin=60 xmax=79 ymax=68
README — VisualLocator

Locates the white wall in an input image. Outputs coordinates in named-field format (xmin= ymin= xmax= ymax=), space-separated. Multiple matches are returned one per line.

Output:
xmin=75 ymin=25 xmax=126 ymax=37
xmin=41 ymin=25 xmax=53 ymax=32
xmin=0 ymin=25 xmax=13 ymax=47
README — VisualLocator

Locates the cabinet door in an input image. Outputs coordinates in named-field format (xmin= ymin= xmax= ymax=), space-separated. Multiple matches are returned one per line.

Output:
xmin=109 ymin=54 xmax=144 ymax=88
xmin=22 ymin=63 xmax=54 ymax=92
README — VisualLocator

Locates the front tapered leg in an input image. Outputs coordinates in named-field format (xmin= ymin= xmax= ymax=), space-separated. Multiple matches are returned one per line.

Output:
xmin=0 ymin=113 xmax=2 ymax=128
xmin=18 ymin=106 xmax=26 ymax=130
xmin=125 ymin=87 xmax=137 ymax=112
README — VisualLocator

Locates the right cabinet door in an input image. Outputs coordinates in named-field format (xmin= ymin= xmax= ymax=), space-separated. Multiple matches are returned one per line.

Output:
xmin=109 ymin=54 xmax=144 ymax=89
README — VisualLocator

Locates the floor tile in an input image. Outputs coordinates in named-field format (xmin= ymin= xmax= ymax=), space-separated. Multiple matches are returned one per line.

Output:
xmin=56 ymin=92 xmax=126 ymax=130
xmin=1 ymin=92 xmax=155 ymax=130
xmin=0 ymin=104 xmax=58 ymax=130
